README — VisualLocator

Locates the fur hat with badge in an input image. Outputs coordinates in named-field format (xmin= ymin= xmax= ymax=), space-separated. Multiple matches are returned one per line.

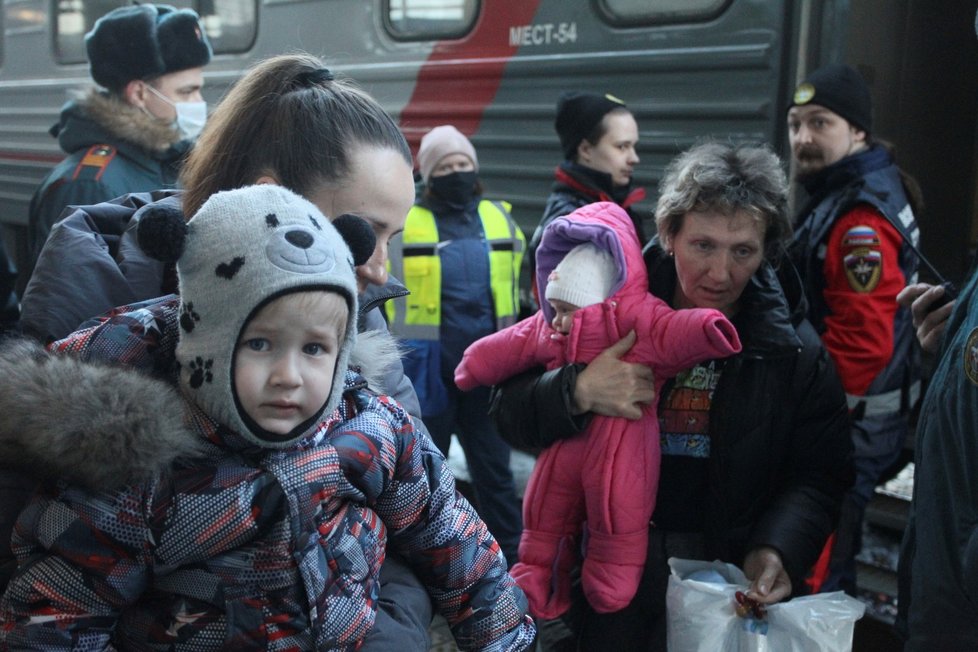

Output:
xmin=545 ymin=242 xmax=617 ymax=309
xmin=137 ymin=185 xmax=376 ymax=448
xmin=554 ymin=91 xmax=629 ymax=160
xmin=789 ymin=63 xmax=873 ymax=135
xmin=417 ymin=125 xmax=479 ymax=183
xmin=85 ymin=3 xmax=213 ymax=92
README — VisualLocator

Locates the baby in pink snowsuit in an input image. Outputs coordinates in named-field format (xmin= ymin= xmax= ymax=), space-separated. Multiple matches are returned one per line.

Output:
xmin=454 ymin=201 xmax=742 ymax=619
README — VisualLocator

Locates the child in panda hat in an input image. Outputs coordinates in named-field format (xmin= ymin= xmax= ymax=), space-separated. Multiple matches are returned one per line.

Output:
xmin=0 ymin=185 xmax=535 ymax=650
xmin=455 ymin=201 xmax=742 ymax=620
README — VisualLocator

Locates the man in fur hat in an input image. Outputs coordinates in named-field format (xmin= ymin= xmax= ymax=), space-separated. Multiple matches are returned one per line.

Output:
xmin=23 ymin=3 xmax=212 ymax=288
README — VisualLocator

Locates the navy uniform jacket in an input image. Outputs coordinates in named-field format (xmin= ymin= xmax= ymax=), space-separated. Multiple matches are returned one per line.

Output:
xmin=26 ymin=91 xmax=189 ymax=284
xmin=898 ymin=267 xmax=978 ymax=649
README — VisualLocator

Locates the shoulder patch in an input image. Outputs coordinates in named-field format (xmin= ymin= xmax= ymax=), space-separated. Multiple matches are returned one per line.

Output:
xmin=72 ymin=144 xmax=117 ymax=181
xmin=964 ymin=328 xmax=978 ymax=386
xmin=841 ymin=225 xmax=882 ymax=292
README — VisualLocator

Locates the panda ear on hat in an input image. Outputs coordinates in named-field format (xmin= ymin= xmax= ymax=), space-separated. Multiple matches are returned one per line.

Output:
xmin=332 ymin=214 xmax=376 ymax=267
xmin=138 ymin=203 xmax=189 ymax=263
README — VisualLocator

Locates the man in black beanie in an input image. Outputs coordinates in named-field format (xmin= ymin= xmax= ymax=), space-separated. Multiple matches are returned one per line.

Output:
xmin=526 ymin=91 xmax=646 ymax=303
xmin=23 ymin=3 xmax=212 ymax=288
xmin=787 ymin=62 xmax=921 ymax=597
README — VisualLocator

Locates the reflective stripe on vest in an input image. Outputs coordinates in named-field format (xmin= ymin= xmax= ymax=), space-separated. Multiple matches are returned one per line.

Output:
xmin=846 ymin=380 xmax=921 ymax=419
xmin=386 ymin=200 xmax=524 ymax=340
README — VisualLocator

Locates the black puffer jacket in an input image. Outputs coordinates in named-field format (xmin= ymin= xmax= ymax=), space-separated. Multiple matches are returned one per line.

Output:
xmin=490 ymin=244 xmax=853 ymax=587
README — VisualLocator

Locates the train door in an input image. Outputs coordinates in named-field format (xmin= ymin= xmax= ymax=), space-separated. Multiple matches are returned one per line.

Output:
xmin=799 ymin=0 xmax=978 ymax=283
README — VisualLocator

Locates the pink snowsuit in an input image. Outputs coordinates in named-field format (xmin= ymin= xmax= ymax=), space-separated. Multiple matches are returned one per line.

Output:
xmin=454 ymin=202 xmax=742 ymax=619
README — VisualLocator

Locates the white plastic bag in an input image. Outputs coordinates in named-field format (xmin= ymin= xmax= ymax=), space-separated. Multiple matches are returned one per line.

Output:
xmin=666 ymin=558 xmax=866 ymax=652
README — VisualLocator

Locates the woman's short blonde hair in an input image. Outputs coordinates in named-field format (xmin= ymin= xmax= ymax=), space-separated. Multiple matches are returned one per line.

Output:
xmin=655 ymin=142 xmax=791 ymax=262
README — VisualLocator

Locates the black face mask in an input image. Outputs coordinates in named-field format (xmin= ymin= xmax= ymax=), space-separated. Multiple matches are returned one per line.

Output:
xmin=429 ymin=171 xmax=478 ymax=206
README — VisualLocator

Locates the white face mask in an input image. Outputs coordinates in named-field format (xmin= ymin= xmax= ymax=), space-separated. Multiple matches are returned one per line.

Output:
xmin=172 ymin=101 xmax=207 ymax=140
xmin=146 ymin=84 xmax=208 ymax=140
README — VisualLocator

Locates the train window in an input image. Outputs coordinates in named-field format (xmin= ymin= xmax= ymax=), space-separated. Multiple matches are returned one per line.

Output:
xmin=53 ymin=0 xmax=257 ymax=64
xmin=598 ymin=0 xmax=729 ymax=25
xmin=8 ymin=0 xmax=51 ymax=66
xmin=384 ymin=0 xmax=478 ymax=41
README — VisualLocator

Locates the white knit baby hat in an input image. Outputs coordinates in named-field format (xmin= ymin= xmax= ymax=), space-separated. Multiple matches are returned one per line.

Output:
xmin=545 ymin=242 xmax=617 ymax=308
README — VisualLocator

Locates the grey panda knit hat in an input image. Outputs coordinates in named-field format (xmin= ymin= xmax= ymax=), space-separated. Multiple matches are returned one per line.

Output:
xmin=139 ymin=185 xmax=372 ymax=448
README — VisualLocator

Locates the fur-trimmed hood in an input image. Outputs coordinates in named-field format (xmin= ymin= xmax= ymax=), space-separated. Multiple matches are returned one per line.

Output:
xmin=0 ymin=330 xmax=403 ymax=491
xmin=0 ymin=338 xmax=201 ymax=491
xmin=349 ymin=328 xmax=403 ymax=397
xmin=55 ymin=89 xmax=186 ymax=157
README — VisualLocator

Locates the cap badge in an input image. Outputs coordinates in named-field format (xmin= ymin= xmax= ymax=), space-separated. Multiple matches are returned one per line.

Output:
xmin=793 ymin=82 xmax=815 ymax=105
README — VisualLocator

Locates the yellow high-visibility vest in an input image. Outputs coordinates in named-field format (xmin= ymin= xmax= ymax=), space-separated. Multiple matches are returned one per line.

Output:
xmin=386 ymin=200 xmax=524 ymax=341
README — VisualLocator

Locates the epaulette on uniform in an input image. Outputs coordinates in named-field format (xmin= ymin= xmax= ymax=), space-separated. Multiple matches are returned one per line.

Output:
xmin=71 ymin=144 xmax=117 ymax=181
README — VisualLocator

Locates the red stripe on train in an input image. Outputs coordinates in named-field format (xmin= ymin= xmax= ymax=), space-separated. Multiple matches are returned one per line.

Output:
xmin=0 ymin=151 xmax=63 ymax=165
xmin=398 ymin=2 xmax=543 ymax=155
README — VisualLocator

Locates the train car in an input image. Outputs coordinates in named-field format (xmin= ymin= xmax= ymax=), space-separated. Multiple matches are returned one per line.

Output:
xmin=1 ymin=0 xmax=976 ymax=290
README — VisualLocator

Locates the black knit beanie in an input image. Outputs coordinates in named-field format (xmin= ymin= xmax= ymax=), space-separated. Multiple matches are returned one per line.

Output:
xmin=789 ymin=63 xmax=872 ymax=135
xmin=554 ymin=91 xmax=628 ymax=160
xmin=85 ymin=4 xmax=213 ymax=92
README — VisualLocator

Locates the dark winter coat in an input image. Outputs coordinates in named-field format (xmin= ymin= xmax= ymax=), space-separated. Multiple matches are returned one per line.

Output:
xmin=0 ymin=337 xmax=535 ymax=651
xmin=897 ymin=267 xmax=978 ymax=649
xmin=26 ymin=91 xmax=189 ymax=272
xmin=1 ymin=296 xmax=435 ymax=649
xmin=490 ymin=244 xmax=853 ymax=587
